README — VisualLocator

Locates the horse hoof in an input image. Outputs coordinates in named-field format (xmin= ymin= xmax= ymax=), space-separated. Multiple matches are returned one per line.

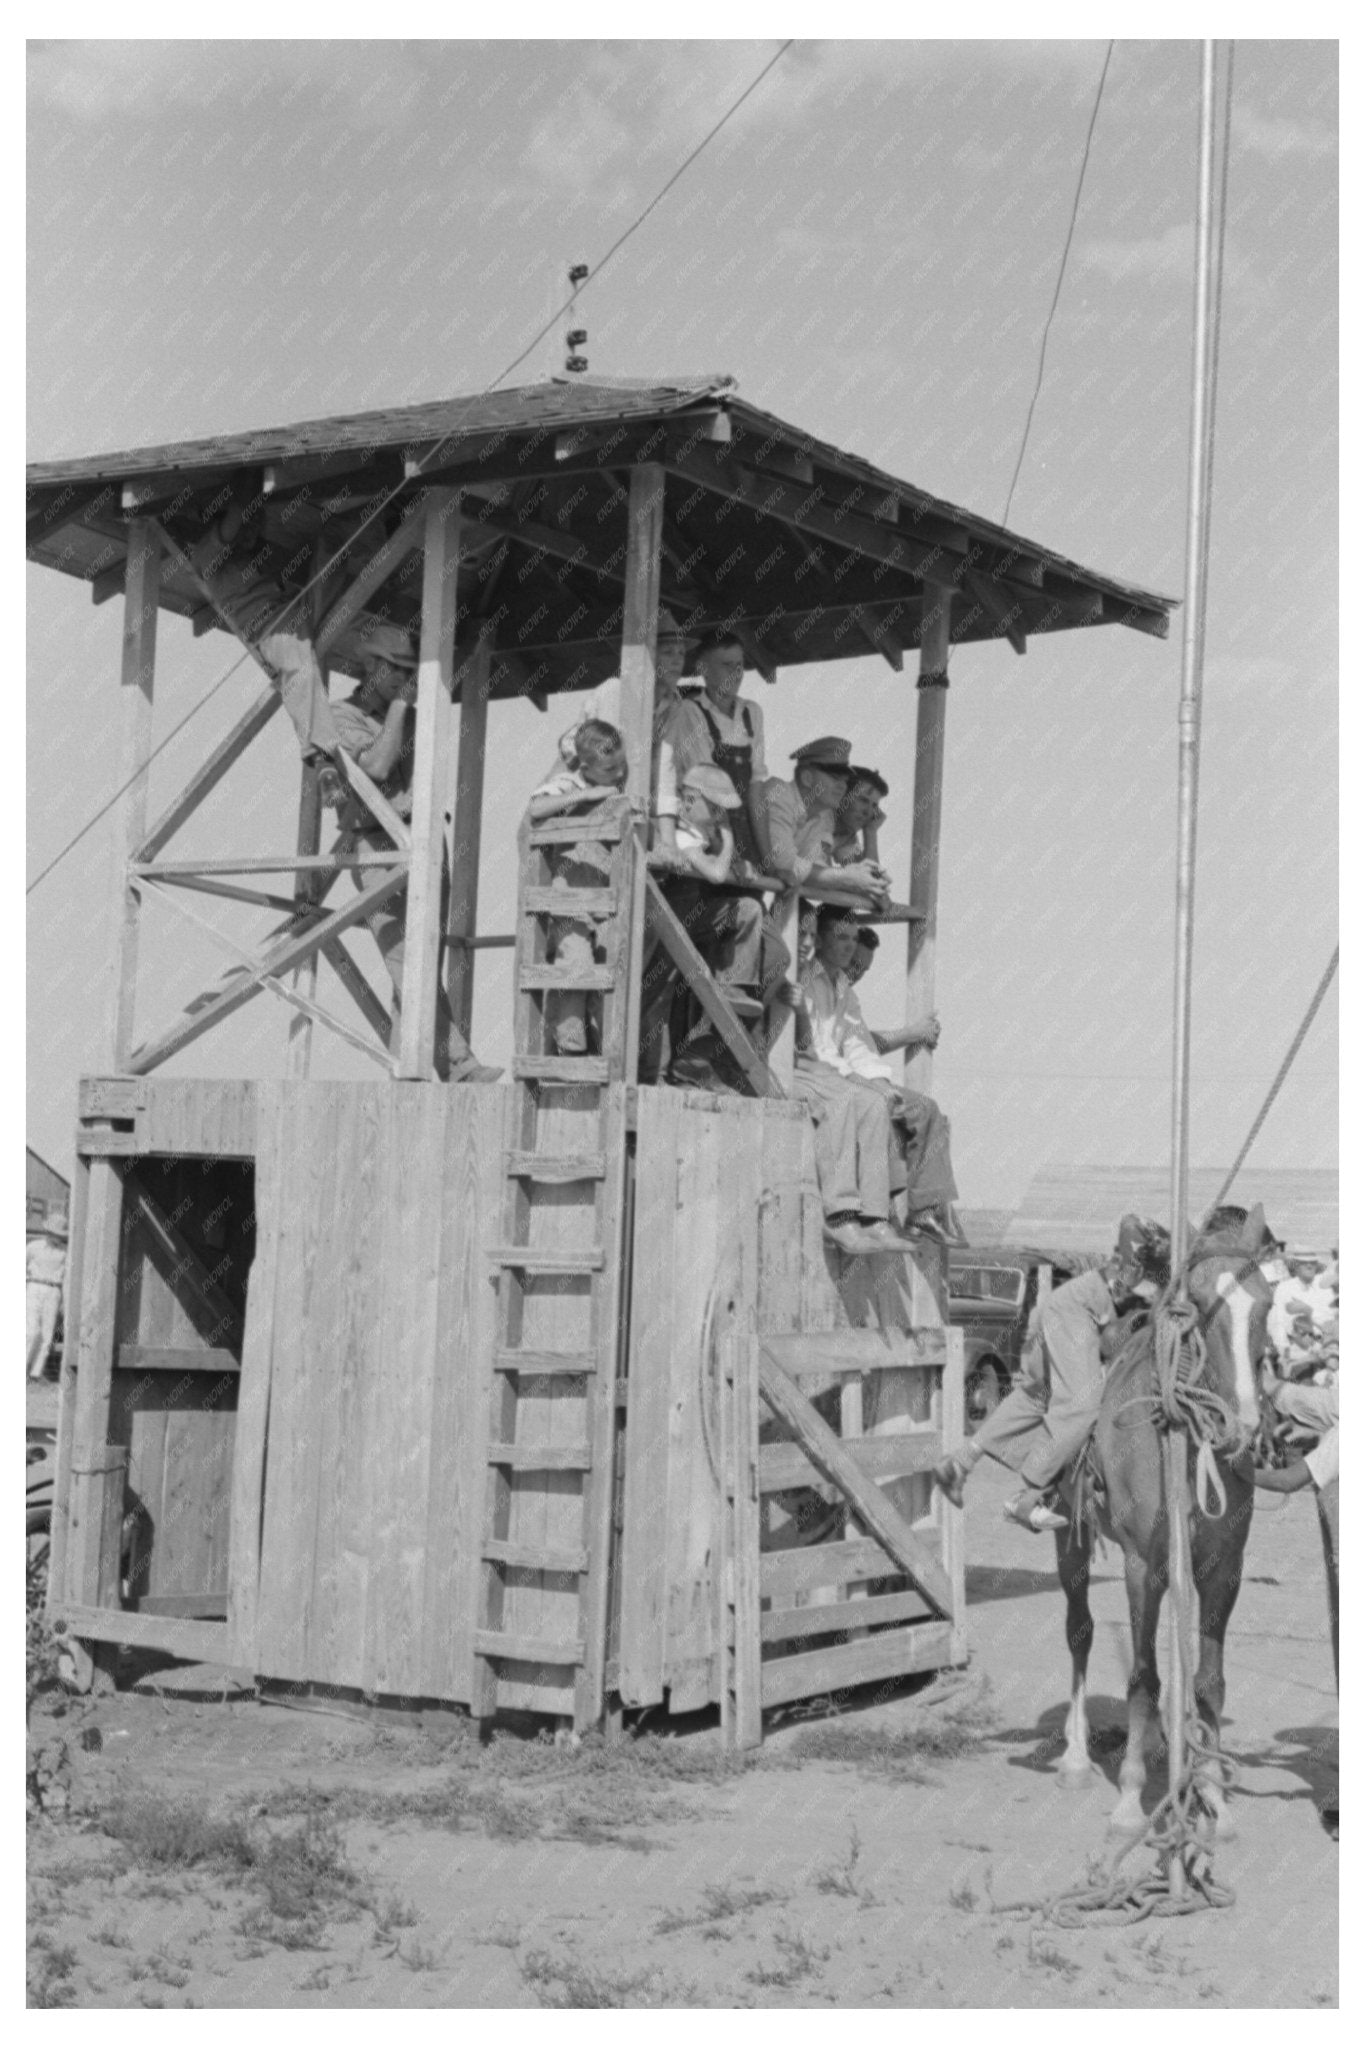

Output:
xmin=1056 ymin=1762 xmax=1097 ymax=1794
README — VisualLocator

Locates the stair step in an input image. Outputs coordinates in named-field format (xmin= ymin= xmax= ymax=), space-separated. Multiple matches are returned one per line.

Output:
xmin=474 ymin=1629 xmax=587 ymax=1665
xmin=487 ymin=1442 xmax=592 ymax=1471
xmin=518 ymin=965 xmax=617 ymax=991
xmin=505 ymin=1150 xmax=607 ymax=1183
xmin=494 ymin=1348 xmax=597 ymax=1376
xmin=513 ymin=1055 xmax=610 ymax=1085
xmin=522 ymin=886 xmax=617 ymax=918
xmin=490 ymin=1245 xmax=604 ymax=1273
xmin=527 ymin=816 xmax=625 ymax=847
xmin=483 ymin=1538 xmax=588 ymax=1574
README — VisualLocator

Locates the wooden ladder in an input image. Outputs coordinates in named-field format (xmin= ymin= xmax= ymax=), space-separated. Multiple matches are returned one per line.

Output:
xmin=472 ymin=798 xmax=636 ymax=1731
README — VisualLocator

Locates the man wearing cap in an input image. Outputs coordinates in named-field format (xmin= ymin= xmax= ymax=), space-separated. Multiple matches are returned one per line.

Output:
xmin=187 ymin=491 xmax=348 ymax=797
xmin=756 ymin=739 xmax=888 ymax=906
xmin=932 ymin=1217 xmax=1167 ymax=1532
xmin=27 ymin=1207 xmax=68 ymax=1380
xmin=556 ymin=608 xmax=696 ymax=849
xmin=332 ymin=629 xmax=501 ymax=1082
xmin=670 ymin=630 xmax=771 ymax=869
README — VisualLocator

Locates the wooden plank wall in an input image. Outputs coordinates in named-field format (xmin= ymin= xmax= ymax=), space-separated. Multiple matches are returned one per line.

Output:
xmin=249 ymin=1081 xmax=503 ymax=1701
xmin=618 ymin=1090 xmax=951 ymax=1715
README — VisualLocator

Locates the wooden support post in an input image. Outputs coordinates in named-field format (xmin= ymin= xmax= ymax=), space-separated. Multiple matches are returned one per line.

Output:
xmin=618 ymin=464 xmax=665 ymax=1080
xmin=57 ymin=1163 xmax=126 ymax=1613
xmin=109 ymin=520 xmax=161 ymax=1065
xmin=289 ymin=542 xmax=330 ymax=1074
xmin=398 ymin=490 xmax=460 ymax=1078
xmin=445 ymin=626 xmax=491 ymax=1045
xmin=905 ymin=582 xmax=952 ymax=1093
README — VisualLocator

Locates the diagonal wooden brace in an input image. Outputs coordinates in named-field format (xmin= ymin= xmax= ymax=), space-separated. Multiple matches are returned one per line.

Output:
xmin=756 ymin=1345 xmax=953 ymax=1618
xmin=123 ymin=1177 xmax=246 ymax=1353
xmin=128 ymin=868 xmax=409 ymax=1074
xmin=643 ymin=874 xmax=785 ymax=1100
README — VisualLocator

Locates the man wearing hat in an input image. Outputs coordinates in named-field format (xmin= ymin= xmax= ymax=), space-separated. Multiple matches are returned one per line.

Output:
xmin=186 ymin=488 xmax=349 ymax=797
xmin=555 ymin=607 xmax=697 ymax=850
xmin=756 ymin=738 xmax=889 ymax=907
xmin=670 ymin=629 xmax=772 ymax=869
xmin=933 ymin=1216 xmax=1169 ymax=1532
xmin=331 ymin=626 xmax=501 ymax=1082
xmin=27 ymin=1205 xmax=68 ymax=1380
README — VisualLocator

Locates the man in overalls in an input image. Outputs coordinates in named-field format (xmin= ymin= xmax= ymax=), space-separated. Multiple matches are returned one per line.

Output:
xmin=672 ymin=629 xmax=770 ymax=870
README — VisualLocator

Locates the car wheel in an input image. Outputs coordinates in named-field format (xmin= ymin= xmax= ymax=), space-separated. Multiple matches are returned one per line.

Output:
xmin=965 ymin=1360 xmax=1006 ymax=1433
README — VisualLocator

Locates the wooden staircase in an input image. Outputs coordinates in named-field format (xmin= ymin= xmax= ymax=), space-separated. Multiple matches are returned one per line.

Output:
xmin=472 ymin=798 xmax=636 ymax=1729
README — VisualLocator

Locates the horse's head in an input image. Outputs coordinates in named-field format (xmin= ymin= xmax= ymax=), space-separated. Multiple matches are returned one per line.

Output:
xmin=1184 ymin=1204 xmax=1275 ymax=1430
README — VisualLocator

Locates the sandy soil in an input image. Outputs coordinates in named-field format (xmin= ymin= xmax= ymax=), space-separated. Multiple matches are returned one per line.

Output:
xmin=27 ymin=1459 xmax=1338 ymax=2009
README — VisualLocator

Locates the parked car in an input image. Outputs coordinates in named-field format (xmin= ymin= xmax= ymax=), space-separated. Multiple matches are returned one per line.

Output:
xmin=948 ymin=1247 xmax=1089 ymax=1432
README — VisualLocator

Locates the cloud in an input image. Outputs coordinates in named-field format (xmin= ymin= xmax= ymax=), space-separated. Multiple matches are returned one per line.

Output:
xmin=1235 ymin=108 xmax=1336 ymax=162
xmin=27 ymin=40 xmax=426 ymax=129
xmin=1078 ymin=221 xmax=1265 ymax=300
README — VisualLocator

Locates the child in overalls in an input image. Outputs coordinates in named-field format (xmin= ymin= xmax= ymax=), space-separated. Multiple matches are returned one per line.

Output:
xmin=527 ymin=719 xmax=629 ymax=1055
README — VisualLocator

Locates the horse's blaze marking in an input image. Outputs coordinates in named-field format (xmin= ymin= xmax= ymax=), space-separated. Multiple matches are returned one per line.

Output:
xmin=1215 ymin=1272 xmax=1261 ymax=1425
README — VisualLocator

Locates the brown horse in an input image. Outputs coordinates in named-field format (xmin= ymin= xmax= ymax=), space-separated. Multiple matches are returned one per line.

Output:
xmin=1052 ymin=1207 xmax=1273 ymax=1835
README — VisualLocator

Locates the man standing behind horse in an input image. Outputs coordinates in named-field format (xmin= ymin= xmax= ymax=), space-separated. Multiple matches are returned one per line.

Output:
xmin=934 ymin=1216 xmax=1167 ymax=1531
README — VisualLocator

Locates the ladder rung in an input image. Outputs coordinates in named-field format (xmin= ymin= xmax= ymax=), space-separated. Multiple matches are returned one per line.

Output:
xmin=725 ymin=992 xmax=763 ymax=1019
xmin=522 ymin=887 xmax=617 ymax=917
xmin=483 ymin=1539 xmax=588 ymax=1574
xmin=505 ymin=1150 xmax=607 ymax=1182
xmin=474 ymin=1629 xmax=586 ymax=1665
xmin=518 ymin=965 xmax=617 ymax=991
xmin=487 ymin=1442 xmax=592 ymax=1471
xmin=527 ymin=816 xmax=625 ymax=847
xmin=494 ymin=1348 xmax=597 ymax=1375
xmin=513 ymin=1055 xmax=610 ymax=1085
xmin=490 ymin=1245 xmax=604 ymax=1273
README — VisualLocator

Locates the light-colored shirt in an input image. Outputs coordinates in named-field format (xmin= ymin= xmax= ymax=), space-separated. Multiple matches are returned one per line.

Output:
xmin=555 ymin=677 xmax=684 ymax=819
xmin=332 ymin=694 xmax=415 ymax=823
xmin=757 ymin=777 xmax=837 ymax=887
xmin=795 ymin=958 xmax=897 ymax=1083
xmin=27 ymin=1238 xmax=65 ymax=1286
xmin=1038 ymin=1269 xmax=1116 ymax=1384
xmin=1306 ymin=1425 xmax=1339 ymax=1490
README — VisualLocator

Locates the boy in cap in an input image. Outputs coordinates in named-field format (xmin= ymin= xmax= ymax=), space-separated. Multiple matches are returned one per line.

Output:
xmin=933 ymin=1216 xmax=1168 ymax=1531
xmin=652 ymin=763 xmax=791 ymax=1084
xmin=330 ymin=623 xmax=501 ymax=1081
xmin=27 ymin=1206 xmax=68 ymax=1380
xmin=528 ymin=719 xmax=630 ymax=1055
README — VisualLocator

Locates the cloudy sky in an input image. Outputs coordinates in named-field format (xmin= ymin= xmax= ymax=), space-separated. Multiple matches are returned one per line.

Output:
xmin=26 ymin=38 xmax=1337 ymax=1210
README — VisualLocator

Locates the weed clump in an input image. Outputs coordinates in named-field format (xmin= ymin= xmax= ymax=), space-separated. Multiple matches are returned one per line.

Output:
xmin=774 ymin=1683 xmax=998 ymax=1782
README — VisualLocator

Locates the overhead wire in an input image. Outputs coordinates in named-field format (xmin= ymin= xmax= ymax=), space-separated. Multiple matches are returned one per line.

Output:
xmin=1001 ymin=40 xmax=1114 ymax=526
xmin=26 ymin=39 xmax=795 ymax=899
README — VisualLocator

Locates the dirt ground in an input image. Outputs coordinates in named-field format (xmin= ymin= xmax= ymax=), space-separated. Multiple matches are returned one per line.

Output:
xmin=27 ymin=1458 xmax=1338 ymax=2010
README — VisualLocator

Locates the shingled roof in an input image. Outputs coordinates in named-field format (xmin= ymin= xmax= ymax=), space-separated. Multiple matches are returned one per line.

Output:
xmin=27 ymin=376 xmax=1176 ymax=698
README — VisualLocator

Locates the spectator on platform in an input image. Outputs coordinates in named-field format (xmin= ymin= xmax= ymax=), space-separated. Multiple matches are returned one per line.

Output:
xmin=528 ymin=719 xmax=630 ymax=1056
xmin=832 ymin=766 xmax=889 ymax=874
xmin=333 ymin=622 xmax=501 ymax=1081
xmin=670 ymin=630 xmax=771 ymax=869
xmin=554 ymin=608 xmax=696 ymax=851
xmin=757 ymin=736 xmax=888 ymax=912
xmin=27 ymin=1207 xmax=67 ymax=1380
xmin=847 ymin=927 xmax=942 ymax=1060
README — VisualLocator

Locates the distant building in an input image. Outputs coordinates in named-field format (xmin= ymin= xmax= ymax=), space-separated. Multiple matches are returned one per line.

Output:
xmin=26 ymin=1148 xmax=69 ymax=1231
xmin=1006 ymin=1165 xmax=1338 ymax=1257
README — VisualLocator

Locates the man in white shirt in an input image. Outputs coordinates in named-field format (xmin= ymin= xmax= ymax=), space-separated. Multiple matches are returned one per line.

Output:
xmin=27 ymin=1209 xmax=67 ymax=1379
xmin=793 ymin=904 xmax=933 ymax=1257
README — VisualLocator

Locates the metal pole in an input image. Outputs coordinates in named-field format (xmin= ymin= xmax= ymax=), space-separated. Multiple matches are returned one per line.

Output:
xmin=1165 ymin=38 xmax=1221 ymax=1894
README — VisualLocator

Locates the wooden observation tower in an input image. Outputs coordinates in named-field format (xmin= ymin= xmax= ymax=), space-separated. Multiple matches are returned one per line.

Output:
xmin=27 ymin=377 xmax=1174 ymax=1740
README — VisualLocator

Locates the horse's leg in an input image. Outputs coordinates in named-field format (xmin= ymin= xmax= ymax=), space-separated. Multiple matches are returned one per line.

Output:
xmin=1055 ymin=1525 xmax=1097 ymax=1788
xmin=1189 ymin=1480 xmax=1251 ymax=1840
xmin=1111 ymin=1550 xmax=1163 ymax=1834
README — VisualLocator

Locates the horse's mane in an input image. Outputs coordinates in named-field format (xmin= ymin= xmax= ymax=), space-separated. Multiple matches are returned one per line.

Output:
xmin=1099 ymin=1306 xmax=1159 ymax=1427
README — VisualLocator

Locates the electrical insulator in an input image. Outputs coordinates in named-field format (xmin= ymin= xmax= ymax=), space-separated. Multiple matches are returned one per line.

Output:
xmin=568 ymin=264 xmax=588 ymax=286
xmin=567 ymin=329 xmax=587 ymax=348
xmin=565 ymin=355 xmax=588 ymax=374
